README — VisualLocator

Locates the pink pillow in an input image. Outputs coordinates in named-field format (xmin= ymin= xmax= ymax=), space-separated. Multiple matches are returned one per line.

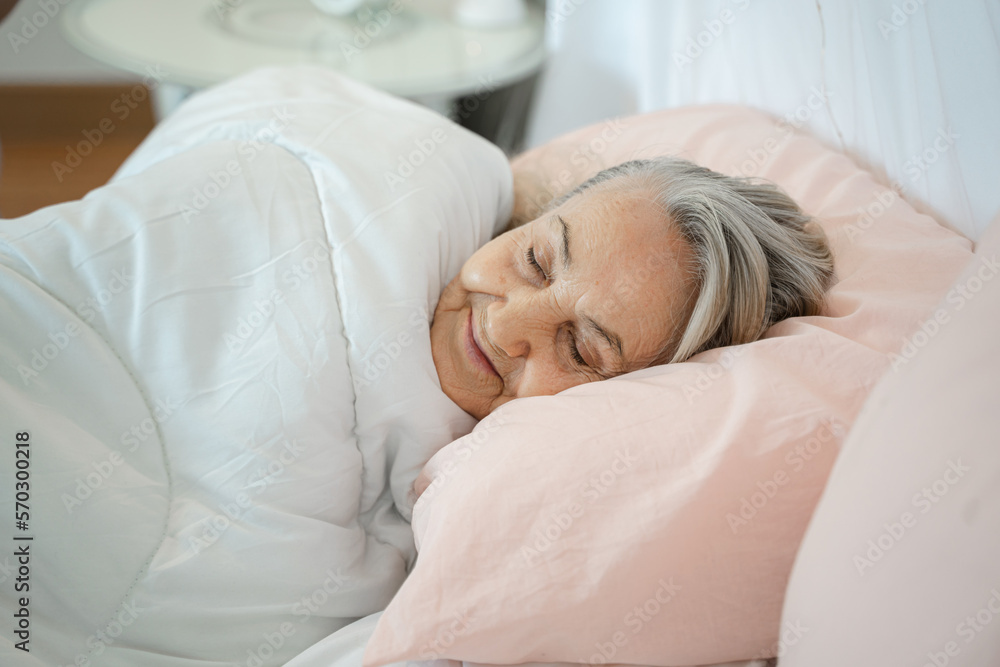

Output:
xmin=363 ymin=105 xmax=974 ymax=666
xmin=777 ymin=216 xmax=1000 ymax=666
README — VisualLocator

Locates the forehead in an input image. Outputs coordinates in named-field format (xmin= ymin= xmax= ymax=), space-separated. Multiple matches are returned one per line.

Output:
xmin=545 ymin=186 xmax=697 ymax=369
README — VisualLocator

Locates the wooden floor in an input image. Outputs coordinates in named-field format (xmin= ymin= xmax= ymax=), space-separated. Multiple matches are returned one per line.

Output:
xmin=0 ymin=85 xmax=155 ymax=219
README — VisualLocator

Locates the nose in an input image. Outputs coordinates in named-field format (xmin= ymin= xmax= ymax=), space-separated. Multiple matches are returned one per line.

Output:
xmin=485 ymin=287 xmax=556 ymax=361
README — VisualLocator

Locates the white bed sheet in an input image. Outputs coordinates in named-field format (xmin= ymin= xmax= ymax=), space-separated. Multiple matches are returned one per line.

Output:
xmin=0 ymin=66 xmax=511 ymax=667
xmin=285 ymin=612 xmax=774 ymax=667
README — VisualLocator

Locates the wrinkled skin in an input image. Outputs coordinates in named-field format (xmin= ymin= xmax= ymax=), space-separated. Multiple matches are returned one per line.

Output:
xmin=431 ymin=186 xmax=697 ymax=420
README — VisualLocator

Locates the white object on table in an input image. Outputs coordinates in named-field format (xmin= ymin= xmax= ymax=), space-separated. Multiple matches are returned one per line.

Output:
xmin=311 ymin=0 xmax=367 ymax=16
xmin=454 ymin=0 xmax=527 ymax=28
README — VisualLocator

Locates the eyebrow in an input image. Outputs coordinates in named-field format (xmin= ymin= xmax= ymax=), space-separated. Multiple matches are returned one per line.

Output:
xmin=558 ymin=215 xmax=572 ymax=271
xmin=552 ymin=215 xmax=626 ymax=375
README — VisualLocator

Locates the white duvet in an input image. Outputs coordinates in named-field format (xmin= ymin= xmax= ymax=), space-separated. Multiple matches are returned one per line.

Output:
xmin=0 ymin=66 xmax=511 ymax=667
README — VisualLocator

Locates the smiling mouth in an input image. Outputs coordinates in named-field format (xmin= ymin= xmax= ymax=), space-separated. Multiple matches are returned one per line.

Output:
xmin=466 ymin=309 xmax=500 ymax=378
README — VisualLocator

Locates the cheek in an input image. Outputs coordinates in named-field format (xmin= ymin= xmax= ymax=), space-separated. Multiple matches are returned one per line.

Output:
xmin=554 ymin=372 xmax=590 ymax=394
xmin=437 ymin=275 xmax=464 ymax=311
xmin=514 ymin=362 xmax=588 ymax=400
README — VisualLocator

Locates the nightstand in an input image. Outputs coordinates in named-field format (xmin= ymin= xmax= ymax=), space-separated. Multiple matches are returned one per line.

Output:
xmin=61 ymin=0 xmax=546 ymax=153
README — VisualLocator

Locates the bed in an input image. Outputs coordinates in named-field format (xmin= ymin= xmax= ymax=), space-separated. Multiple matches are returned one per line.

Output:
xmin=1 ymin=2 xmax=998 ymax=666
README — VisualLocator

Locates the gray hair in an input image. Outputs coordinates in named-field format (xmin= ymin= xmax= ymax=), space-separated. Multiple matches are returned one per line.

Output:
xmin=550 ymin=156 xmax=835 ymax=364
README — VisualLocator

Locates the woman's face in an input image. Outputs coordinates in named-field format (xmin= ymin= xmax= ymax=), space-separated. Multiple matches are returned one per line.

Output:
xmin=431 ymin=185 xmax=697 ymax=420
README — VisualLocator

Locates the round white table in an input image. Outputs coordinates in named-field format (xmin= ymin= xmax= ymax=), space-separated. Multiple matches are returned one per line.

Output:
xmin=61 ymin=0 xmax=546 ymax=125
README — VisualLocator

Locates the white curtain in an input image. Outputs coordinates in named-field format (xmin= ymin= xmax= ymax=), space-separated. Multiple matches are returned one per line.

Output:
xmin=526 ymin=0 xmax=1000 ymax=241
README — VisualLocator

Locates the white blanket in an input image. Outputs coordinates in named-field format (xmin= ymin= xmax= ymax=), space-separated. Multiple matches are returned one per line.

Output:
xmin=0 ymin=66 xmax=511 ymax=666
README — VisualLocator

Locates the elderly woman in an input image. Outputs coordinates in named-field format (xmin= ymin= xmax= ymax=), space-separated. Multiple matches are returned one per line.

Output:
xmin=0 ymin=67 xmax=839 ymax=667
xmin=432 ymin=156 xmax=834 ymax=419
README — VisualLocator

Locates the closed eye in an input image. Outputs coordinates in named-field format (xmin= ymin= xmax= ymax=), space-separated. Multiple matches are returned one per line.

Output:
xmin=525 ymin=247 xmax=548 ymax=281
xmin=526 ymin=246 xmax=599 ymax=374
xmin=569 ymin=336 xmax=588 ymax=367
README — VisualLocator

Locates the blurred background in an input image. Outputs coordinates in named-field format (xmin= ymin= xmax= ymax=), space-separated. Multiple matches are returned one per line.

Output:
xmin=0 ymin=0 xmax=155 ymax=216
xmin=0 ymin=0 xmax=546 ymax=217
xmin=1 ymin=0 xmax=997 ymax=241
